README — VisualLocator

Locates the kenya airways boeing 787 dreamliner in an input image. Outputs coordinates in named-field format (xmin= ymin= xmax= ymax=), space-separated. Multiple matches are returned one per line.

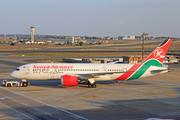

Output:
xmin=10 ymin=39 xmax=172 ymax=88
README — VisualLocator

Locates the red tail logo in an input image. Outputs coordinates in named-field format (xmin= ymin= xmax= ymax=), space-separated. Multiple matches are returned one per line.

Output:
xmin=143 ymin=39 xmax=172 ymax=64
xmin=154 ymin=49 xmax=165 ymax=59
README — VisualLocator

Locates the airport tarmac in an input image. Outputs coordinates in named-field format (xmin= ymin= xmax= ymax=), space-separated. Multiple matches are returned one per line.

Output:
xmin=0 ymin=56 xmax=180 ymax=120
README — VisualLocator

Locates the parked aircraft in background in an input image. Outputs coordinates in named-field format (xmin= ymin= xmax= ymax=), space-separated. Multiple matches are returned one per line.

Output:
xmin=10 ymin=39 xmax=172 ymax=88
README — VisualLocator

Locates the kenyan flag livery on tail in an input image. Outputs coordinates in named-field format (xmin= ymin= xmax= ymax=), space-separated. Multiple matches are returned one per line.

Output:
xmin=115 ymin=39 xmax=173 ymax=81
xmin=141 ymin=39 xmax=172 ymax=65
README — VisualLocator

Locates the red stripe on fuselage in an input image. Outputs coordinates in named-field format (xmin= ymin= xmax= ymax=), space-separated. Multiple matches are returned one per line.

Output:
xmin=115 ymin=64 xmax=141 ymax=80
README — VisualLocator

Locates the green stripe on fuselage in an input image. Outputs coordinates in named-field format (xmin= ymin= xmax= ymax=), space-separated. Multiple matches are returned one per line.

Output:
xmin=127 ymin=59 xmax=162 ymax=80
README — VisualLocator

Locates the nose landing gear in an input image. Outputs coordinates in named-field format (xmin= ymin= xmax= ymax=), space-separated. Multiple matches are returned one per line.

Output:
xmin=22 ymin=79 xmax=29 ymax=87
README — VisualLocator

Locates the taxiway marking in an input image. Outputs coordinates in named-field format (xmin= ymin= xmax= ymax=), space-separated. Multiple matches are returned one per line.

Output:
xmin=0 ymin=86 xmax=88 ymax=120
xmin=0 ymin=102 xmax=34 ymax=120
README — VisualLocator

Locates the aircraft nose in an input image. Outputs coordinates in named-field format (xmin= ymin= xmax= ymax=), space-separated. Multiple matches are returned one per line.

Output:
xmin=10 ymin=72 xmax=14 ymax=78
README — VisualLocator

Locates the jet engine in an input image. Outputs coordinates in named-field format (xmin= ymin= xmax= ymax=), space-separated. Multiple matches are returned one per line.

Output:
xmin=61 ymin=75 xmax=79 ymax=86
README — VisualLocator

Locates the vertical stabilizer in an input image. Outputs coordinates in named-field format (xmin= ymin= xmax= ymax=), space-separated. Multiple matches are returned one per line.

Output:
xmin=115 ymin=39 xmax=173 ymax=80
xmin=142 ymin=39 xmax=172 ymax=66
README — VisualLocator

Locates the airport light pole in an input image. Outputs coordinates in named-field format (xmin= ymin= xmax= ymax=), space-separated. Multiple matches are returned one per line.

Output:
xmin=141 ymin=32 xmax=149 ymax=61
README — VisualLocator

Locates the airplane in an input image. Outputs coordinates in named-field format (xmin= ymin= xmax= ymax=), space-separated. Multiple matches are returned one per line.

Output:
xmin=10 ymin=39 xmax=172 ymax=88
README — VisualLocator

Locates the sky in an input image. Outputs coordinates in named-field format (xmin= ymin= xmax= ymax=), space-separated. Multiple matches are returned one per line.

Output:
xmin=0 ymin=0 xmax=180 ymax=37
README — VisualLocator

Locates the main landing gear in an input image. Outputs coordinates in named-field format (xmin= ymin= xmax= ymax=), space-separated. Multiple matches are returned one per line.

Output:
xmin=87 ymin=78 xmax=96 ymax=88
xmin=88 ymin=82 xmax=96 ymax=88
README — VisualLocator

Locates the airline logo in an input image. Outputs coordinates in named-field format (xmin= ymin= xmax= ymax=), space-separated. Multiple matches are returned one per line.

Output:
xmin=33 ymin=65 xmax=73 ymax=69
xmin=154 ymin=49 xmax=165 ymax=59
xmin=32 ymin=65 xmax=73 ymax=74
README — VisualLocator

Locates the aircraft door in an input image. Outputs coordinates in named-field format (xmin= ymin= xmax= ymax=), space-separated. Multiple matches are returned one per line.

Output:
xmin=21 ymin=66 xmax=30 ymax=75
xmin=49 ymin=69 xmax=58 ymax=79
xmin=103 ymin=67 xmax=107 ymax=72
xmin=26 ymin=67 xmax=30 ymax=74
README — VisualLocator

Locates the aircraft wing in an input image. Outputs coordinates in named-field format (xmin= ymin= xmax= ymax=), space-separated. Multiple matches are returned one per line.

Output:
xmin=75 ymin=71 xmax=134 ymax=79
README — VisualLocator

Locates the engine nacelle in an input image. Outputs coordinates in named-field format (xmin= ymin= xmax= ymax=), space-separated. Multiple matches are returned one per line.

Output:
xmin=61 ymin=75 xmax=79 ymax=86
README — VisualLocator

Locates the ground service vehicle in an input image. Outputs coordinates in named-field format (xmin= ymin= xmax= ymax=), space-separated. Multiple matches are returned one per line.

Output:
xmin=2 ymin=80 xmax=29 ymax=87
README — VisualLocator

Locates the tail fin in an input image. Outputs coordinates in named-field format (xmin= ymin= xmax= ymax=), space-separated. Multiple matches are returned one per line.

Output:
xmin=115 ymin=39 xmax=172 ymax=81
xmin=142 ymin=39 xmax=172 ymax=66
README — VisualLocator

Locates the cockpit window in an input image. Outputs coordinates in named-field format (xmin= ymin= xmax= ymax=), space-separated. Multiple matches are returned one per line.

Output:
xmin=15 ymin=68 xmax=20 ymax=71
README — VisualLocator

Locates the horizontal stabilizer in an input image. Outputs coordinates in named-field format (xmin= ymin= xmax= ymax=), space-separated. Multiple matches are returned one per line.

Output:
xmin=150 ymin=67 xmax=168 ymax=72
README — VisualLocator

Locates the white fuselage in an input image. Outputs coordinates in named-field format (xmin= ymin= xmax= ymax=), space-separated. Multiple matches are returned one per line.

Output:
xmin=10 ymin=63 xmax=166 ymax=81
xmin=10 ymin=63 xmax=132 ymax=80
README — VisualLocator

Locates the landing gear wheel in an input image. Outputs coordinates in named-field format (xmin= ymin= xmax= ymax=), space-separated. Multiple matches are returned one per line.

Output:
xmin=91 ymin=83 xmax=96 ymax=88
xmin=87 ymin=82 xmax=96 ymax=88
xmin=7 ymin=83 xmax=11 ymax=87
xmin=88 ymin=82 xmax=91 ymax=88
xmin=23 ymin=82 xmax=28 ymax=87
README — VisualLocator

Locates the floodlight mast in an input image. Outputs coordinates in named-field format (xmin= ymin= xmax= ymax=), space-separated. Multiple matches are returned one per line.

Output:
xmin=141 ymin=32 xmax=149 ymax=60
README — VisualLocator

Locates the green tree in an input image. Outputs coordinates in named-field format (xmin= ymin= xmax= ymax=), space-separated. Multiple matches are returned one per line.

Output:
xmin=89 ymin=43 xmax=93 ymax=45
xmin=96 ymin=42 xmax=102 ymax=45
xmin=10 ymin=43 xmax=15 ymax=46
xmin=79 ymin=42 xmax=84 ymax=46
xmin=67 ymin=41 xmax=72 ymax=45
xmin=75 ymin=44 xmax=79 ymax=46
xmin=55 ymin=43 xmax=62 ymax=45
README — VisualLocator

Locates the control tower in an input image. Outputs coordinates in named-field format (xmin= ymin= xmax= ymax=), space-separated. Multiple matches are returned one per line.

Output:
xmin=72 ymin=36 xmax=74 ymax=43
xmin=30 ymin=26 xmax=35 ymax=43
